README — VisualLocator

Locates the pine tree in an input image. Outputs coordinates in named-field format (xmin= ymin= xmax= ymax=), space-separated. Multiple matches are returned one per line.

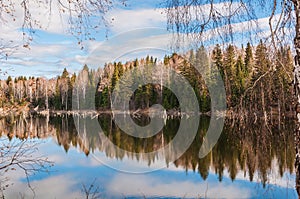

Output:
xmin=244 ymin=42 xmax=253 ymax=77
xmin=6 ymin=76 xmax=14 ymax=103
xmin=6 ymin=76 xmax=12 ymax=85
xmin=223 ymin=44 xmax=236 ymax=107
xmin=133 ymin=58 xmax=139 ymax=67
xmin=117 ymin=62 xmax=124 ymax=77
xmin=83 ymin=64 xmax=89 ymax=72
xmin=62 ymin=68 xmax=69 ymax=78
xmin=251 ymin=40 xmax=272 ymax=116
xmin=196 ymin=46 xmax=210 ymax=111
xmin=254 ymin=40 xmax=270 ymax=78
xmin=233 ymin=55 xmax=245 ymax=105
xmin=111 ymin=63 xmax=119 ymax=92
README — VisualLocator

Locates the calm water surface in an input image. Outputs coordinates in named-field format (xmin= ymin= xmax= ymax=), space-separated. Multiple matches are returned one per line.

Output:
xmin=0 ymin=114 xmax=297 ymax=198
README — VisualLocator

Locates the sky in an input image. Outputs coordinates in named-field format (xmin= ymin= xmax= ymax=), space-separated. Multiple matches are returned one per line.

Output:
xmin=0 ymin=0 xmax=294 ymax=79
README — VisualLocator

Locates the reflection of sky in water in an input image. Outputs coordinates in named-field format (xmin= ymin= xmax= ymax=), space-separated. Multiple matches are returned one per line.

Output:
xmin=2 ymin=138 xmax=297 ymax=199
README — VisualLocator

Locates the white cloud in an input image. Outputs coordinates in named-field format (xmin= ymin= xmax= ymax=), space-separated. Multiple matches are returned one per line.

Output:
xmin=0 ymin=1 xmax=281 ymax=78
xmin=0 ymin=40 xmax=85 ymax=78
xmin=75 ymin=28 xmax=175 ymax=68
xmin=107 ymin=8 xmax=166 ymax=33
xmin=0 ymin=0 xmax=69 ymax=35
xmin=107 ymin=2 xmax=245 ymax=33
xmin=3 ymin=174 xmax=82 ymax=199
xmin=106 ymin=173 xmax=252 ymax=198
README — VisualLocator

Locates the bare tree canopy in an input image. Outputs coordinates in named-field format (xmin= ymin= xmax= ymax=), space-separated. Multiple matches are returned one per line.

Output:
xmin=164 ymin=0 xmax=295 ymax=46
xmin=0 ymin=138 xmax=53 ymax=197
xmin=0 ymin=0 xmax=126 ymax=59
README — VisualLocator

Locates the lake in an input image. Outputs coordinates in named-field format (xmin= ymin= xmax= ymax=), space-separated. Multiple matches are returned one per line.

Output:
xmin=0 ymin=114 xmax=297 ymax=199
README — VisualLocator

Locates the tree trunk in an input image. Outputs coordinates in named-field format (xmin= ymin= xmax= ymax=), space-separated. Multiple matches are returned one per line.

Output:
xmin=293 ymin=0 xmax=300 ymax=197
xmin=45 ymin=84 xmax=48 ymax=110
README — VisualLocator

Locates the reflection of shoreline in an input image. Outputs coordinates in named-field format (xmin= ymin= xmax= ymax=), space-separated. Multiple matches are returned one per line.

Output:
xmin=2 ymin=107 xmax=293 ymax=121
xmin=0 ymin=114 xmax=296 ymax=186
xmin=0 ymin=104 xmax=29 ymax=117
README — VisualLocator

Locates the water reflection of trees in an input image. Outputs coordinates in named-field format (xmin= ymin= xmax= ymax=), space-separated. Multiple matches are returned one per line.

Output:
xmin=188 ymin=117 xmax=294 ymax=187
xmin=0 ymin=120 xmax=53 ymax=198
xmin=0 ymin=114 xmax=295 ymax=187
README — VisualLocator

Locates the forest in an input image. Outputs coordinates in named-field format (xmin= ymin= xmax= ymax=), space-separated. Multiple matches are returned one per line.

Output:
xmin=0 ymin=41 xmax=296 ymax=118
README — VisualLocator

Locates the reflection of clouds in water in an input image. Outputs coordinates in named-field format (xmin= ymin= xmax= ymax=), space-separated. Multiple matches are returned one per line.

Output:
xmin=0 ymin=117 xmax=296 ymax=198
xmin=3 ymin=174 xmax=82 ymax=199
xmin=0 ymin=138 xmax=297 ymax=199
xmin=38 ymin=140 xmax=85 ymax=165
xmin=88 ymin=151 xmax=172 ymax=172
xmin=81 ymin=151 xmax=296 ymax=194
xmin=218 ymin=157 xmax=296 ymax=190
xmin=106 ymin=173 xmax=251 ymax=198
xmin=29 ymin=138 xmax=295 ymax=198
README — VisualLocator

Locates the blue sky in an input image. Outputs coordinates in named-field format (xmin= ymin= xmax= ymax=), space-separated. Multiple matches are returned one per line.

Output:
xmin=0 ymin=0 xmax=293 ymax=79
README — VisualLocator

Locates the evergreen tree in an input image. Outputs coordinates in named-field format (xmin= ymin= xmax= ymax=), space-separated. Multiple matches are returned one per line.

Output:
xmin=254 ymin=40 xmax=270 ymax=78
xmin=223 ymin=44 xmax=236 ymax=107
xmin=244 ymin=42 xmax=253 ymax=77
xmin=62 ymin=68 xmax=69 ymax=78
xmin=111 ymin=63 xmax=119 ymax=92
xmin=212 ymin=44 xmax=224 ymax=80
xmin=233 ymin=55 xmax=245 ymax=105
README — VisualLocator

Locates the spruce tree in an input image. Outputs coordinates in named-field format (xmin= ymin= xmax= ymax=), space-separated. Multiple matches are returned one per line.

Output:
xmin=223 ymin=44 xmax=236 ymax=107
xmin=244 ymin=42 xmax=253 ymax=77
xmin=212 ymin=45 xmax=223 ymax=73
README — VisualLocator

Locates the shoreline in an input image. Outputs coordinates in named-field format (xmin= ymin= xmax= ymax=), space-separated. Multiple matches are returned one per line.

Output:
xmin=0 ymin=105 xmax=295 ymax=120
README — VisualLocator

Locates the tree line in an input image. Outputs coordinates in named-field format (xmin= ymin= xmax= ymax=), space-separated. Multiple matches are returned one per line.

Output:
xmin=0 ymin=42 xmax=295 ymax=116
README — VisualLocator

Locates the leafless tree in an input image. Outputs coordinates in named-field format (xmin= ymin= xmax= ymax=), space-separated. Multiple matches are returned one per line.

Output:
xmin=81 ymin=178 xmax=102 ymax=199
xmin=0 ymin=0 xmax=126 ymax=57
xmin=165 ymin=1 xmax=294 ymax=45
xmin=0 ymin=138 xmax=53 ymax=198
